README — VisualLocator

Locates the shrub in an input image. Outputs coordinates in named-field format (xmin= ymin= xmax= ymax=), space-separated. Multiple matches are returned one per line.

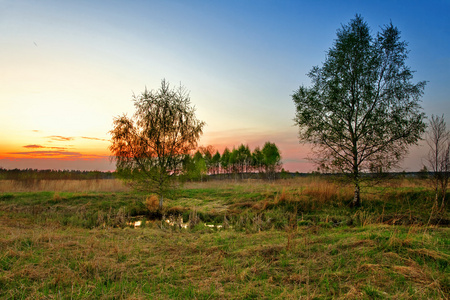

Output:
xmin=145 ymin=195 xmax=159 ymax=213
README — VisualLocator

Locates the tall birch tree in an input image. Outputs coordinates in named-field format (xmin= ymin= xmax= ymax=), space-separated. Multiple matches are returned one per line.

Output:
xmin=292 ymin=15 xmax=426 ymax=207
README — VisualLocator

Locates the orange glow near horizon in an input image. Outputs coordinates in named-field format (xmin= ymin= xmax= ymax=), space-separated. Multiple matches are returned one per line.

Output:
xmin=0 ymin=126 xmax=316 ymax=172
xmin=0 ymin=128 xmax=111 ymax=168
xmin=0 ymin=126 xmax=427 ymax=173
xmin=0 ymin=112 xmax=427 ymax=173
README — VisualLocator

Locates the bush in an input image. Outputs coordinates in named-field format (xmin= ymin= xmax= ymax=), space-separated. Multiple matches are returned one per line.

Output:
xmin=145 ymin=195 xmax=159 ymax=213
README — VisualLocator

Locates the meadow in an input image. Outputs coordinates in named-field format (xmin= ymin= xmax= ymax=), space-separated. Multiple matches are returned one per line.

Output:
xmin=0 ymin=176 xmax=449 ymax=299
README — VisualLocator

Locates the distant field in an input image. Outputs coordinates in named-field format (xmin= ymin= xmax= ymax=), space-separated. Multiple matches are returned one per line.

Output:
xmin=0 ymin=179 xmax=129 ymax=193
xmin=0 ymin=177 xmax=449 ymax=299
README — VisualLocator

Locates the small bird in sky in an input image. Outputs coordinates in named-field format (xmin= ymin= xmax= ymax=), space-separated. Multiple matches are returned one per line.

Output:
xmin=33 ymin=41 xmax=38 ymax=47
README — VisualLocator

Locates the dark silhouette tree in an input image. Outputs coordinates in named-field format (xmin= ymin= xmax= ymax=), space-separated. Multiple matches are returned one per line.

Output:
xmin=292 ymin=15 xmax=426 ymax=207
xmin=109 ymin=79 xmax=205 ymax=209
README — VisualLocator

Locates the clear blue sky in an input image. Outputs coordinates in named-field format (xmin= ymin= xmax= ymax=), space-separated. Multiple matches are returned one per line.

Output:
xmin=1 ymin=0 xmax=449 ymax=171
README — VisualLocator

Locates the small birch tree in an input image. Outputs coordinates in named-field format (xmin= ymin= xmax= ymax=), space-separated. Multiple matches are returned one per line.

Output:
xmin=109 ymin=79 xmax=205 ymax=209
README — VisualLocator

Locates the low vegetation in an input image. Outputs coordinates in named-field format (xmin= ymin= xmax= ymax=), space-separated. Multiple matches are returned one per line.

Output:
xmin=0 ymin=177 xmax=449 ymax=299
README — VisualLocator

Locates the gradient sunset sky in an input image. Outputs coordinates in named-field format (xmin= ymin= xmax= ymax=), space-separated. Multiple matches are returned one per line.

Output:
xmin=1 ymin=0 xmax=449 ymax=172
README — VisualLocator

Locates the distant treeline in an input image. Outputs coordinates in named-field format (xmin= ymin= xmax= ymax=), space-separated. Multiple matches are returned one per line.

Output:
xmin=181 ymin=142 xmax=282 ymax=181
xmin=0 ymin=167 xmax=429 ymax=182
xmin=0 ymin=168 xmax=115 ymax=180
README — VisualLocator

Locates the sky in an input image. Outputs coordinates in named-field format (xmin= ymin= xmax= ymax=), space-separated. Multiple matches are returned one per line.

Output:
xmin=1 ymin=0 xmax=449 ymax=172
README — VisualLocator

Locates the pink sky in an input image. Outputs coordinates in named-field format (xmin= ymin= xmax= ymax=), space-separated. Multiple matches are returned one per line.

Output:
xmin=0 ymin=126 xmax=428 ymax=173
xmin=0 ymin=127 xmax=316 ymax=172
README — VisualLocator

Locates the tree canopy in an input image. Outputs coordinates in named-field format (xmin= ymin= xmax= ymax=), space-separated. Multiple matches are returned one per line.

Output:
xmin=109 ymin=79 xmax=205 ymax=209
xmin=261 ymin=142 xmax=282 ymax=179
xmin=292 ymin=15 xmax=426 ymax=206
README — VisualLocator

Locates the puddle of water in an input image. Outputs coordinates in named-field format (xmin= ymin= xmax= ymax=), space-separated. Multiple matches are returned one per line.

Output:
xmin=127 ymin=221 xmax=144 ymax=228
xmin=205 ymin=224 xmax=223 ymax=229
xmin=165 ymin=219 xmax=188 ymax=229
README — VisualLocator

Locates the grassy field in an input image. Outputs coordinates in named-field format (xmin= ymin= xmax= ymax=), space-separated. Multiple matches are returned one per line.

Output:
xmin=0 ymin=177 xmax=449 ymax=299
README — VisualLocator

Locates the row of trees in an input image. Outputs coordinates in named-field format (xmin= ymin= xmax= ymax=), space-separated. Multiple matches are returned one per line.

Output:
xmin=182 ymin=142 xmax=281 ymax=181
xmin=0 ymin=168 xmax=114 ymax=180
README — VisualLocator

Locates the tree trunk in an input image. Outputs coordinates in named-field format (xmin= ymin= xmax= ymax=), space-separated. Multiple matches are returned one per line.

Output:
xmin=442 ymin=192 xmax=446 ymax=210
xmin=441 ymin=175 xmax=447 ymax=210
xmin=352 ymin=146 xmax=361 ymax=207
xmin=352 ymin=180 xmax=361 ymax=207
xmin=352 ymin=159 xmax=361 ymax=207
xmin=434 ymin=177 xmax=440 ymax=206
xmin=159 ymin=195 xmax=163 ymax=210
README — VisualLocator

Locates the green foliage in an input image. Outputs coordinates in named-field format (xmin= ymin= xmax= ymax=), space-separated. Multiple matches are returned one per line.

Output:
xmin=251 ymin=146 xmax=264 ymax=173
xmin=262 ymin=142 xmax=281 ymax=179
xmin=109 ymin=79 xmax=205 ymax=208
xmin=182 ymin=150 xmax=208 ymax=182
xmin=211 ymin=151 xmax=221 ymax=174
xmin=182 ymin=142 xmax=283 ymax=181
xmin=292 ymin=15 xmax=426 ymax=206
xmin=221 ymin=147 xmax=231 ymax=174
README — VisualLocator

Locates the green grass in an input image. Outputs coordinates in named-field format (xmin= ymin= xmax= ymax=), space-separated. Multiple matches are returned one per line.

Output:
xmin=0 ymin=177 xmax=449 ymax=299
xmin=2 ymin=219 xmax=447 ymax=299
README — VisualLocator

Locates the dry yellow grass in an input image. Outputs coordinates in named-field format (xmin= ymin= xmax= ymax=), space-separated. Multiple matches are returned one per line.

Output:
xmin=0 ymin=179 xmax=129 ymax=193
xmin=0 ymin=176 xmax=448 ymax=299
xmin=145 ymin=194 xmax=160 ymax=212
xmin=3 ymin=219 xmax=446 ymax=299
